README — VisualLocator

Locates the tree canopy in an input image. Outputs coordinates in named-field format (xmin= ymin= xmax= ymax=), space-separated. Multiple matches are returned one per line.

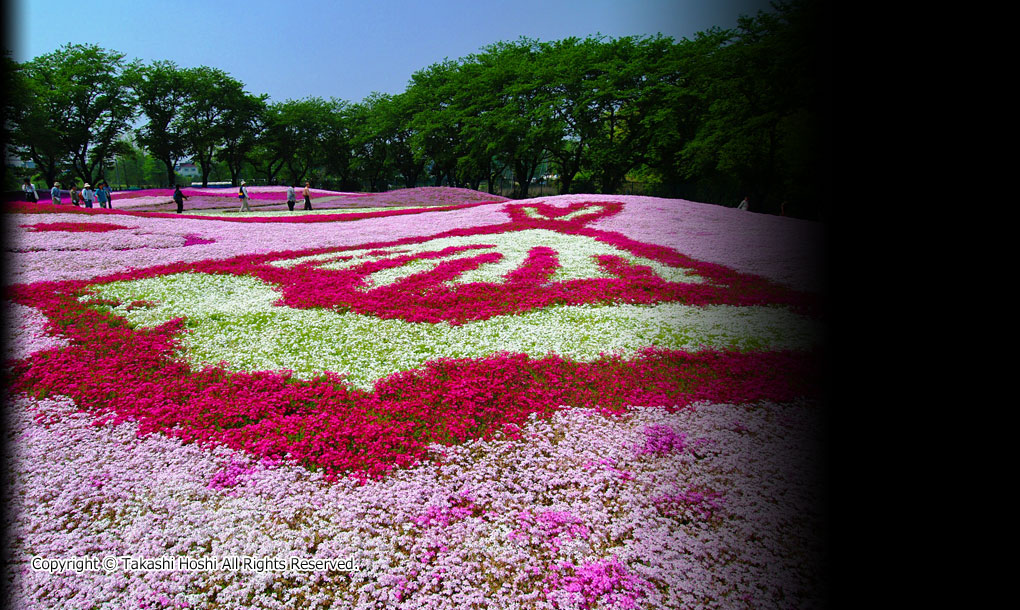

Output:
xmin=4 ymin=1 xmax=829 ymax=218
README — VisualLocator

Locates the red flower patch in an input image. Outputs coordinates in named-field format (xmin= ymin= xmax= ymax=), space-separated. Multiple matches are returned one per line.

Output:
xmin=20 ymin=221 xmax=135 ymax=233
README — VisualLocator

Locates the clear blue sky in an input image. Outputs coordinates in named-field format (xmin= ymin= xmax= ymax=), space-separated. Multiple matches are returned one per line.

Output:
xmin=8 ymin=0 xmax=774 ymax=104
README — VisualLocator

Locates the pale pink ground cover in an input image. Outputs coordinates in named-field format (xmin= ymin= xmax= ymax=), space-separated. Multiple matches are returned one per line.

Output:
xmin=3 ymin=202 xmax=513 ymax=286
xmin=5 ymin=394 xmax=825 ymax=609
xmin=520 ymin=195 xmax=827 ymax=293
xmin=3 ymin=302 xmax=70 ymax=361
xmin=111 ymin=186 xmax=504 ymax=213
xmin=3 ymin=194 xmax=827 ymax=608
xmin=4 ymin=196 xmax=824 ymax=290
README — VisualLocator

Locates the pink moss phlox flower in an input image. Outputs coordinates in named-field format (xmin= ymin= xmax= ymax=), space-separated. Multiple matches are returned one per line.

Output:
xmin=413 ymin=493 xmax=479 ymax=528
xmin=208 ymin=457 xmax=258 ymax=490
xmin=545 ymin=555 xmax=652 ymax=610
xmin=19 ymin=221 xmax=136 ymax=233
xmin=182 ymin=234 xmax=216 ymax=247
xmin=634 ymin=423 xmax=710 ymax=456
xmin=652 ymin=487 xmax=726 ymax=521
xmin=4 ymin=198 xmax=503 ymax=224
xmin=6 ymin=200 xmax=823 ymax=482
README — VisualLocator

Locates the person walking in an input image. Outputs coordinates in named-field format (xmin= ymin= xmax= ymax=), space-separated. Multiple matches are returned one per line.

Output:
xmin=22 ymin=178 xmax=38 ymax=203
xmin=96 ymin=182 xmax=109 ymax=208
xmin=82 ymin=183 xmax=95 ymax=208
xmin=737 ymin=196 xmax=750 ymax=211
xmin=286 ymin=184 xmax=297 ymax=211
xmin=238 ymin=180 xmax=251 ymax=212
xmin=50 ymin=182 xmax=61 ymax=204
xmin=302 ymin=181 xmax=312 ymax=210
xmin=103 ymin=182 xmax=114 ymax=209
xmin=172 ymin=184 xmax=189 ymax=214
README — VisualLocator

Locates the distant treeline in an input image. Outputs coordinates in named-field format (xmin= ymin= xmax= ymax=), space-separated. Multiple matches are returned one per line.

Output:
xmin=2 ymin=0 xmax=829 ymax=218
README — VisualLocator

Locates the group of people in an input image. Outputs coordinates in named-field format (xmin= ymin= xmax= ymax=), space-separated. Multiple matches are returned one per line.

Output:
xmin=23 ymin=178 xmax=114 ymax=208
xmin=171 ymin=180 xmax=314 ymax=214
xmin=286 ymin=182 xmax=314 ymax=212
xmin=230 ymin=181 xmax=313 ymax=214
xmin=26 ymin=176 xmax=319 ymax=215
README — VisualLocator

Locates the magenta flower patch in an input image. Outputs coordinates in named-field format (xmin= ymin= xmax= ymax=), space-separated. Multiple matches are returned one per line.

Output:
xmin=20 ymin=221 xmax=136 ymax=233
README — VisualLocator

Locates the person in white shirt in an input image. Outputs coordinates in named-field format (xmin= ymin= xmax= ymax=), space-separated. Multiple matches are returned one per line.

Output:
xmin=82 ymin=183 xmax=95 ymax=208
xmin=737 ymin=196 xmax=750 ymax=211
xmin=50 ymin=182 xmax=61 ymax=204
xmin=286 ymin=184 xmax=297 ymax=211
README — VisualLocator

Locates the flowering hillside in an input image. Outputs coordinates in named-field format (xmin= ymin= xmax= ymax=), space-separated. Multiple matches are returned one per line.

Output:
xmin=3 ymin=189 xmax=827 ymax=609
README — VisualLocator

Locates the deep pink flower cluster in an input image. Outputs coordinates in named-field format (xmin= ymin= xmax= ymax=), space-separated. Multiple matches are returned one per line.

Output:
xmin=413 ymin=493 xmax=480 ymax=528
xmin=181 ymin=234 xmax=216 ymax=247
xmin=207 ymin=457 xmax=258 ymax=490
xmin=636 ymin=423 xmax=691 ymax=455
xmin=545 ymin=555 xmax=652 ymax=610
xmin=19 ymin=221 xmax=135 ymax=233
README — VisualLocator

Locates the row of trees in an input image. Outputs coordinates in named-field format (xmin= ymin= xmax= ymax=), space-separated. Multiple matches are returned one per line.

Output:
xmin=3 ymin=1 xmax=828 ymax=218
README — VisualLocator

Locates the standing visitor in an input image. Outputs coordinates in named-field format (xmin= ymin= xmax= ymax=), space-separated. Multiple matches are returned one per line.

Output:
xmin=238 ymin=180 xmax=251 ymax=212
xmin=286 ymin=184 xmax=297 ymax=211
xmin=104 ymin=182 xmax=114 ymax=208
xmin=22 ymin=178 xmax=38 ymax=203
xmin=737 ymin=196 xmax=750 ymax=211
xmin=172 ymin=184 xmax=188 ymax=214
xmin=303 ymin=182 xmax=312 ymax=210
xmin=50 ymin=182 xmax=61 ymax=204
xmin=69 ymin=186 xmax=80 ymax=207
xmin=82 ymin=183 xmax=95 ymax=208
xmin=96 ymin=182 xmax=109 ymax=208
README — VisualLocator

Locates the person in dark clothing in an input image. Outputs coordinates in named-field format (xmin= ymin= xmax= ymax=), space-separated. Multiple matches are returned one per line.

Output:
xmin=173 ymin=184 xmax=188 ymax=214
xmin=22 ymin=178 xmax=38 ymax=202
xmin=303 ymin=182 xmax=312 ymax=210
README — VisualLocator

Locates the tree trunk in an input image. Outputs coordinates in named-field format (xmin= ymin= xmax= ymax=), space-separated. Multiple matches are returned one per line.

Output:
xmin=559 ymin=175 xmax=573 ymax=195
xmin=514 ymin=161 xmax=529 ymax=199
xmin=30 ymin=146 xmax=59 ymax=187
xmin=164 ymin=158 xmax=177 ymax=187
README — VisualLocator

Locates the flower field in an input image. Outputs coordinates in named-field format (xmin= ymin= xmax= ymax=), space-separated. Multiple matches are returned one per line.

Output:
xmin=3 ymin=187 xmax=828 ymax=609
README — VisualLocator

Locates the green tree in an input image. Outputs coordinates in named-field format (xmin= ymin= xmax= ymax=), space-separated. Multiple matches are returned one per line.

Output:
xmin=216 ymin=89 xmax=266 ymax=186
xmin=678 ymin=0 xmax=824 ymax=215
xmin=124 ymin=59 xmax=195 ymax=187
xmin=10 ymin=44 xmax=135 ymax=187
xmin=251 ymin=102 xmax=290 ymax=184
xmin=179 ymin=67 xmax=249 ymax=186
xmin=576 ymin=36 xmax=658 ymax=194
xmin=376 ymin=92 xmax=424 ymax=188
xmin=318 ymin=99 xmax=357 ymax=190
xmin=536 ymin=36 xmax=608 ymax=194
xmin=349 ymin=96 xmax=396 ymax=192
xmin=407 ymin=60 xmax=465 ymax=188
xmin=467 ymin=39 xmax=560 ymax=198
